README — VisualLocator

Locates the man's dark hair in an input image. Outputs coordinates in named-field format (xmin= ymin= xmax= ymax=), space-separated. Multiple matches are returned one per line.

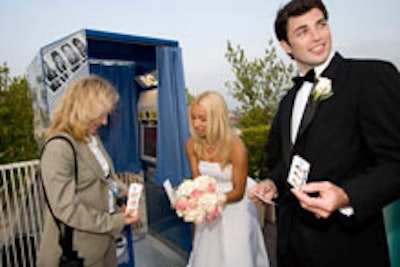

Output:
xmin=274 ymin=0 xmax=328 ymax=42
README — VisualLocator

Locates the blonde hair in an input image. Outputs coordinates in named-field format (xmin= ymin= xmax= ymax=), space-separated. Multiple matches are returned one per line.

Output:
xmin=189 ymin=91 xmax=234 ymax=168
xmin=46 ymin=75 xmax=119 ymax=142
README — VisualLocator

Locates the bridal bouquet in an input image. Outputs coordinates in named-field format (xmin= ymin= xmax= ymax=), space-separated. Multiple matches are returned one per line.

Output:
xmin=174 ymin=175 xmax=224 ymax=224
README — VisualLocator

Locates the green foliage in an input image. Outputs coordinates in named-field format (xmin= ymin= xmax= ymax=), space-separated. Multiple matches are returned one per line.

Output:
xmin=240 ymin=125 xmax=270 ymax=180
xmin=0 ymin=63 xmax=39 ymax=164
xmin=235 ymin=106 xmax=268 ymax=129
xmin=185 ymin=87 xmax=194 ymax=106
xmin=226 ymin=39 xmax=295 ymax=178
xmin=225 ymin=39 xmax=295 ymax=127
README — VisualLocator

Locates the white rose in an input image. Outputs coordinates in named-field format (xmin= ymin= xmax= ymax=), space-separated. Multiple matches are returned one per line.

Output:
xmin=312 ymin=77 xmax=333 ymax=101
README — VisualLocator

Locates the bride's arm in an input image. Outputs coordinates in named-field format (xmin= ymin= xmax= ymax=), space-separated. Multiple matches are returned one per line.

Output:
xmin=186 ymin=137 xmax=200 ymax=178
xmin=225 ymin=137 xmax=248 ymax=203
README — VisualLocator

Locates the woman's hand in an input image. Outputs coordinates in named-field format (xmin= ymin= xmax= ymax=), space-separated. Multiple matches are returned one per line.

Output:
xmin=217 ymin=192 xmax=227 ymax=206
xmin=124 ymin=208 xmax=140 ymax=225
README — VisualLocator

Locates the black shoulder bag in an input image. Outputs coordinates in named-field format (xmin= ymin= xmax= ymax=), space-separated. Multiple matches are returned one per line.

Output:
xmin=40 ymin=136 xmax=84 ymax=267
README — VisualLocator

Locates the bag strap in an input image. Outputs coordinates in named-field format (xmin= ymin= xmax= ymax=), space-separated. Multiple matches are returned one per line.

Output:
xmin=40 ymin=135 xmax=78 ymax=259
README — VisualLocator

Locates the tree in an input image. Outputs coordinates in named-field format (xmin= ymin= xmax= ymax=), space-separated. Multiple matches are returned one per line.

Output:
xmin=0 ymin=63 xmax=38 ymax=164
xmin=225 ymin=39 xmax=295 ymax=179
xmin=225 ymin=39 xmax=296 ymax=127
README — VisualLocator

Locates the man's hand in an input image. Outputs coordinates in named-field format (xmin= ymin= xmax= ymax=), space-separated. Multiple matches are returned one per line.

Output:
xmin=291 ymin=181 xmax=350 ymax=219
xmin=248 ymin=179 xmax=277 ymax=205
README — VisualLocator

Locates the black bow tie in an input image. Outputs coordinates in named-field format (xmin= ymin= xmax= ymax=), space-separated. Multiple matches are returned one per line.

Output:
xmin=292 ymin=69 xmax=316 ymax=87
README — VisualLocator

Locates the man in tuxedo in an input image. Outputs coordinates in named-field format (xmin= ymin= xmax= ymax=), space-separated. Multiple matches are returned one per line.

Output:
xmin=248 ymin=0 xmax=400 ymax=266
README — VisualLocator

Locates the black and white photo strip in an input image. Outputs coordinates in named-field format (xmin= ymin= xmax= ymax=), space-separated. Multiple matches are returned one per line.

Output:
xmin=42 ymin=36 xmax=88 ymax=92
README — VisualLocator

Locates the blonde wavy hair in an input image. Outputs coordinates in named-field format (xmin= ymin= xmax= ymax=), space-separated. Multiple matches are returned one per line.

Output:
xmin=46 ymin=75 xmax=119 ymax=142
xmin=189 ymin=91 xmax=234 ymax=168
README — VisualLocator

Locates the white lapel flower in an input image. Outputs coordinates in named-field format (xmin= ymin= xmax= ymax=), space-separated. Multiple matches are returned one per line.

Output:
xmin=311 ymin=77 xmax=333 ymax=102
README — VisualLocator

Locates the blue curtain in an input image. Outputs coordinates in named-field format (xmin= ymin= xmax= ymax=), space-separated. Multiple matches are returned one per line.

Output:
xmin=155 ymin=46 xmax=191 ymax=186
xmin=90 ymin=64 xmax=142 ymax=173
xmin=384 ymin=199 xmax=400 ymax=267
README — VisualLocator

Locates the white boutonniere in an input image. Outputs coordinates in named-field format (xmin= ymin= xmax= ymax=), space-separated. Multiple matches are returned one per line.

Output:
xmin=311 ymin=77 xmax=333 ymax=102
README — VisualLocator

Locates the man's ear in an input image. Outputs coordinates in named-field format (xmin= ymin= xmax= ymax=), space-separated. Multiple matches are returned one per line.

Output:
xmin=279 ymin=40 xmax=294 ymax=59
xmin=279 ymin=40 xmax=292 ymax=55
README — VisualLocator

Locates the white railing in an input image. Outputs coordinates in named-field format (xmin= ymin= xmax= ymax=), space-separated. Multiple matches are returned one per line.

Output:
xmin=0 ymin=160 xmax=148 ymax=267
xmin=0 ymin=159 xmax=42 ymax=267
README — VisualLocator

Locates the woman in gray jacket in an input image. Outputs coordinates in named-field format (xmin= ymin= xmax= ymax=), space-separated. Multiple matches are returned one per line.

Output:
xmin=37 ymin=75 xmax=139 ymax=267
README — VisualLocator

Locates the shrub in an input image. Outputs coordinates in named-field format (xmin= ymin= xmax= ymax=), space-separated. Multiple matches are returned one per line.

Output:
xmin=240 ymin=125 xmax=270 ymax=180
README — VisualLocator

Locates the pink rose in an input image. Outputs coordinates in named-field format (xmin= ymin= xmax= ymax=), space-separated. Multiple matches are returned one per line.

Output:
xmin=207 ymin=182 xmax=216 ymax=193
xmin=190 ymin=188 xmax=204 ymax=198
xmin=175 ymin=197 xmax=188 ymax=211
xmin=206 ymin=205 xmax=219 ymax=222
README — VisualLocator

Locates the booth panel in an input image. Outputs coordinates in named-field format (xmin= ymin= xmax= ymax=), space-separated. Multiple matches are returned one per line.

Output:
xmin=87 ymin=38 xmax=156 ymax=64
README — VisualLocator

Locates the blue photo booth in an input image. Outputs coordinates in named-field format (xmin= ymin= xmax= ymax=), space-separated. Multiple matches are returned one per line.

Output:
xmin=27 ymin=29 xmax=193 ymax=266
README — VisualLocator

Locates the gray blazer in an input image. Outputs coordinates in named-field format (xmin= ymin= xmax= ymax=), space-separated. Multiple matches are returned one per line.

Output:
xmin=37 ymin=133 xmax=126 ymax=267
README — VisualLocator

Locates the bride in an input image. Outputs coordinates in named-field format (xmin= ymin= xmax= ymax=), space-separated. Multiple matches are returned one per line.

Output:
xmin=185 ymin=91 xmax=270 ymax=267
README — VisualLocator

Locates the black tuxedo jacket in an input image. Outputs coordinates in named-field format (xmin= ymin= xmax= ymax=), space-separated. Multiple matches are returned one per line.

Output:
xmin=267 ymin=53 xmax=400 ymax=267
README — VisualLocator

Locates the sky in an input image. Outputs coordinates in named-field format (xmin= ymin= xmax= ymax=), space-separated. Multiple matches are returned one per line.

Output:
xmin=1 ymin=0 xmax=399 ymax=109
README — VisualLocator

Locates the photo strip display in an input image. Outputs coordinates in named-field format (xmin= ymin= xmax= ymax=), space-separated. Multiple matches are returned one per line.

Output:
xmin=42 ymin=34 xmax=88 ymax=93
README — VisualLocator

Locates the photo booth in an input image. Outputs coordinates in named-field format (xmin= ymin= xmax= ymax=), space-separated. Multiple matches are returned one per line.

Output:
xmin=27 ymin=29 xmax=193 ymax=266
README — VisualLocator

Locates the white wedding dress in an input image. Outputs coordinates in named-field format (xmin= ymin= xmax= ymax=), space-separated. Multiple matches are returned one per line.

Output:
xmin=187 ymin=161 xmax=270 ymax=267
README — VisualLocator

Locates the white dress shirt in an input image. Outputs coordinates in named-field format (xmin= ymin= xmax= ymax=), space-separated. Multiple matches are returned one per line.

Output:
xmin=88 ymin=135 xmax=110 ymax=178
xmin=291 ymin=52 xmax=334 ymax=144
